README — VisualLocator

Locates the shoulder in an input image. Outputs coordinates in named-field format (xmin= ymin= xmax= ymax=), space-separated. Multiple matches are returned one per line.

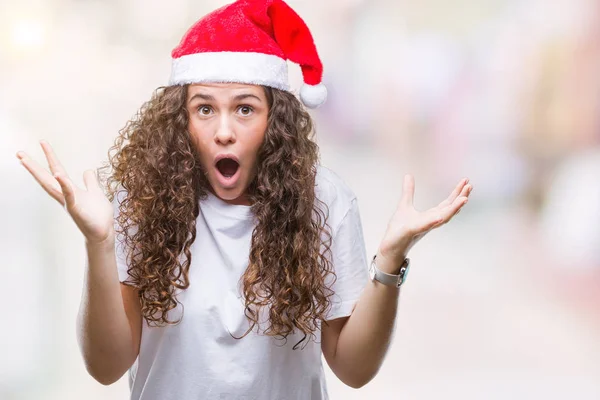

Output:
xmin=315 ymin=164 xmax=358 ymax=236
xmin=315 ymin=164 xmax=357 ymax=208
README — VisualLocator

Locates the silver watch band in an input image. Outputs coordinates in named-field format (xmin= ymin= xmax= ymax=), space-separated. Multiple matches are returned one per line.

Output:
xmin=369 ymin=254 xmax=410 ymax=288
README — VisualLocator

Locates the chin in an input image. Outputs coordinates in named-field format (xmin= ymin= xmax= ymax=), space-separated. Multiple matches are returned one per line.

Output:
xmin=210 ymin=184 xmax=250 ymax=206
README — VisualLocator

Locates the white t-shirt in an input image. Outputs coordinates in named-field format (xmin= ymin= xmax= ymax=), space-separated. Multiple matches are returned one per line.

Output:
xmin=113 ymin=164 xmax=369 ymax=400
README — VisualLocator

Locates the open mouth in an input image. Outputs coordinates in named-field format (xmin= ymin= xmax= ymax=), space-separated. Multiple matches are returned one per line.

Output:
xmin=215 ymin=157 xmax=240 ymax=178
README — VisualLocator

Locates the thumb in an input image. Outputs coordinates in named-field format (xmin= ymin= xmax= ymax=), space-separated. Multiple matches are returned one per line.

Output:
xmin=402 ymin=174 xmax=415 ymax=208
xmin=83 ymin=169 xmax=101 ymax=192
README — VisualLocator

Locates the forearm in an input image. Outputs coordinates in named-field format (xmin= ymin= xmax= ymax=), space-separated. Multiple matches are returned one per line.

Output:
xmin=331 ymin=247 xmax=403 ymax=388
xmin=76 ymin=234 xmax=135 ymax=385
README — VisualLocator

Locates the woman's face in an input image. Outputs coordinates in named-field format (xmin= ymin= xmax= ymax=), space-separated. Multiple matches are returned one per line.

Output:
xmin=186 ymin=82 xmax=269 ymax=206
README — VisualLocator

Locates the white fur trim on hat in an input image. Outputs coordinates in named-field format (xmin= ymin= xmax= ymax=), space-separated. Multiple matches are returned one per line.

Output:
xmin=169 ymin=51 xmax=290 ymax=91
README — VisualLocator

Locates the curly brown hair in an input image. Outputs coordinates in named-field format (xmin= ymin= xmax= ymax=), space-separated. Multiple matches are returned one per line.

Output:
xmin=97 ymin=84 xmax=338 ymax=350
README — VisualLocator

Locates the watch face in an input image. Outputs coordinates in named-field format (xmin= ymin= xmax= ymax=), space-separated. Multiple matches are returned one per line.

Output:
xmin=400 ymin=263 xmax=410 ymax=285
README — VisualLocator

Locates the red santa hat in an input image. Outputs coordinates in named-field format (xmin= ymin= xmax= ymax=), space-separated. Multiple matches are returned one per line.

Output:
xmin=168 ymin=0 xmax=327 ymax=109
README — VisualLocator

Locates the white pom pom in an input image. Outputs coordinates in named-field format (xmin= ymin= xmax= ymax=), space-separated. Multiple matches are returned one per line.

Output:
xmin=300 ymin=83 xmax=327 ymax=109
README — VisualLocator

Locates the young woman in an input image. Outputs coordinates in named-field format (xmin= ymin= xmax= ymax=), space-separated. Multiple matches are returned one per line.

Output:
xmin=16 ymin=0 xmax=472 ymax=398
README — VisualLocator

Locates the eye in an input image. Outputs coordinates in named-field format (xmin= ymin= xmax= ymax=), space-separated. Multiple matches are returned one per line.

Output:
xmin=238 ymin=105 xmax=254 ymax=116
xmin=197 ymin=105 xmax=213 ymax=116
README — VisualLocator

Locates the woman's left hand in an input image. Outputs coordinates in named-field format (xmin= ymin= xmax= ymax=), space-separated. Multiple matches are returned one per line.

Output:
xmin=379 ymin=175 xmax=473 ymax=264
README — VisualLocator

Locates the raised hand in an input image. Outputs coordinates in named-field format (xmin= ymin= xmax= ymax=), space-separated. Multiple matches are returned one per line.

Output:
xmin=16 ymin=140 xmax=115 ymax=244
xmin=379 ymin=174 xmax=473 ymax=264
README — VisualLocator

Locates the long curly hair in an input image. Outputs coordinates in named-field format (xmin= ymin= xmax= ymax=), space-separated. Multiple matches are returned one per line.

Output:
xmin=97 ymin=84 xmax=338 ymax=350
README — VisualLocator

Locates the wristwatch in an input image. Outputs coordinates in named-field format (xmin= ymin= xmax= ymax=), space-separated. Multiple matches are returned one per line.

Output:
xmin=369 ymin=254 xmax=410 ymax=288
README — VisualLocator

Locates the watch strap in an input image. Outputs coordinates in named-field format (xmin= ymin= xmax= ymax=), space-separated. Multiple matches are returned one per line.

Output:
xmin=370 ymin=254 xmax=410 ymax=288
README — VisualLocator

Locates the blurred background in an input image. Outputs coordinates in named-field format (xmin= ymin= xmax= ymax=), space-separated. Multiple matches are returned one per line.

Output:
xmin=2 ymin=0 xmax=600 ymax=398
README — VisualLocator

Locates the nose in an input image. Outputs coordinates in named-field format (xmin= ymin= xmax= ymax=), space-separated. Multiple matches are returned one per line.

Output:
xmin=214 ymin=114 xmax=236 ymax=145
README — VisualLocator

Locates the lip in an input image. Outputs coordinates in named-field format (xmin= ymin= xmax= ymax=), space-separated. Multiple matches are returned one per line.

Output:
xmin=213 ymin=153 xmax=241 ymax=189
xmin=214 ymin=153 xmax=240 ymax=166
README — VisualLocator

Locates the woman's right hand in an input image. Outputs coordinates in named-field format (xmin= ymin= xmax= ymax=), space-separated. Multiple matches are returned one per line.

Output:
xmin=16 ymin=140 xmax=116 ymax=245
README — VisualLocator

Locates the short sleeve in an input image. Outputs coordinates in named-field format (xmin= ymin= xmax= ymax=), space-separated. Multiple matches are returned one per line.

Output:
xmin=323 ymin=197 xmax=369 ymax=321
xmin=112 ymin=189 xmax=139 ymax=286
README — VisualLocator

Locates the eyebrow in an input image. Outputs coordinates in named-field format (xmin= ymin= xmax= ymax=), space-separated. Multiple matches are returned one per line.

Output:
xmin=188 ymin=93 xmax=262 ymax=104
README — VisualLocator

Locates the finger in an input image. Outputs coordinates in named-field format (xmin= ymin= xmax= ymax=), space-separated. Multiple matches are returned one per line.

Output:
xmin=439 ymin=177 xmax=469 ymax=207
xmin=429 ymin=214 xmax=446 ymax=229
xmin=453 ymin=194 xmax=469 ymax=211
xmin=401 ymin=174 xmax=415 ymax=207
xmin=83 ymin=169 xmax=101 ymax=192
xmin=40 ymin=140 xmax=68 ymax=177
xmin=40 ymin=140 xmax=82 ymax=195
xmin=17 ymin=151 xmax=65 ymax=205
xmin=437 ymin=195 xmax=468 ymax=224
xmin=54 ymin=172 xmax=76 ymax=209
xmin=459 ymin=183 xmax=472 ymax=198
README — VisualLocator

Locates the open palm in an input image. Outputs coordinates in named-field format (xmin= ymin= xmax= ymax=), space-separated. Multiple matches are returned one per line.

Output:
xmin=16 ymin=140 xmax=115 ymax=244
xmin=380 ymin=174 xmax=473 ymax=261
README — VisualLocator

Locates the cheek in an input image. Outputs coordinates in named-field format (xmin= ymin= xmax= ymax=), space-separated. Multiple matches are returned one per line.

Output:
xmin=245 ymin=128 xmax=267 ymax=175
xmin=188 ymin=123 xmax=211 ymax=153
xmin=251 ymin=119 xmax=268 ymax=148
xmin=243 ymin=132 xmax=266 ymax=160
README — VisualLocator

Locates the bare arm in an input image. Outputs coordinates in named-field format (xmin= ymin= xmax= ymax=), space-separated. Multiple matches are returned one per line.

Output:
xmin=76 ymin=234 xmax=142 ymax=385
xmin=16 ymin=140 xmax=142 ymax=386
xmin=321 ymin=248 xmax=400 ymax=389
xmin=324 ymin=176 xmax=472 ymax=388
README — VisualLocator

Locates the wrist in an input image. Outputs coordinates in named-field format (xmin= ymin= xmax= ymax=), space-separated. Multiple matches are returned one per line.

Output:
xmin=375 ymin=247 xmax=407 ymax=275
xmin=85 ymin=232 xmax=116 ymax=251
